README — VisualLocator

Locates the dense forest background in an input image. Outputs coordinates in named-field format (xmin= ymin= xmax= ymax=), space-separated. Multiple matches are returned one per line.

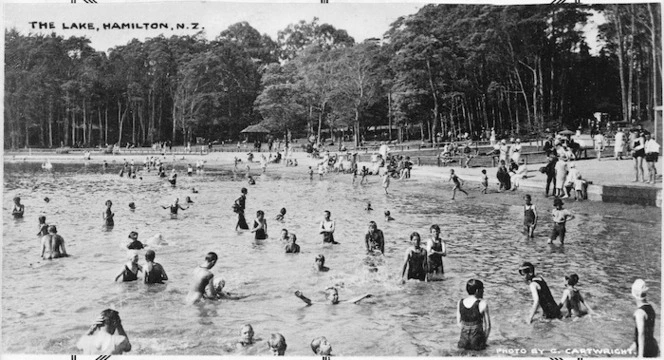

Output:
xmin=4 ymin=4 xmax=661 ymax=149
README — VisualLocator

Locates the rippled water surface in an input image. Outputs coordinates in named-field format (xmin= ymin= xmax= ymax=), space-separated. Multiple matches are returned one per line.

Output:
xmin=3 ymin=162 xmax=661 ymax=356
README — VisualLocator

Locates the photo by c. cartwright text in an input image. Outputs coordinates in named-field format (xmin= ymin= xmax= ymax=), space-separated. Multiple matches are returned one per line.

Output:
xmin=497 ymin=347 xmax=635 ymax=356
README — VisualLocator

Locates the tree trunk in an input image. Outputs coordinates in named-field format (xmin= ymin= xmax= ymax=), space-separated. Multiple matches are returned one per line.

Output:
xmin=105 ymin=106 xmax=108 ymax=146
xmin=48 ymin=100 xmax=53 ymax=148
xmin=388 ymin=90 xmax=392 ymax=141
xmin=83 ymin=100 xmax=87 ymax=146
xmin=425 ymin=59 xmax=439 ymax=144
xmin=627 ymin=4 xmax=636 ymax=122
xmin=317 ymin=101 xmax=325 ymax=147
xmin=648 ymin=4 xmax=659 ymax=135
xmin=615 ymin=5 xmax=628 ymax=122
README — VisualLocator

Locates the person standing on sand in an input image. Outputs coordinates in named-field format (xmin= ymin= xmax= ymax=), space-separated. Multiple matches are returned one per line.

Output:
xmin=186 ymin=252 xmax=218 ymax=304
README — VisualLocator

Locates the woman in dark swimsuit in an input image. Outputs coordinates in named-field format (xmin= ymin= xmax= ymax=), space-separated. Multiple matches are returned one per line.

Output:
xmin=630 ymin=279 xmax=659 ymax=357
xmin=251 ymin=210 xmax=268 ymax=240
xmin=114 ymin=252 xmax=142 ymax=282
xmin=426 ymin=225 xmax=446 ymax=275
xmin=103 ymin=200 xmax=114 ymax=227
xmin=401 ymin=232 xmax=428 ymax=282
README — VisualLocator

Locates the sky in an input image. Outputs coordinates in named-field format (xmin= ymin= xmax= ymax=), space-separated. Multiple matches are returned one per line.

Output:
xmin=3 ymin=1 xmax=607 ymax=54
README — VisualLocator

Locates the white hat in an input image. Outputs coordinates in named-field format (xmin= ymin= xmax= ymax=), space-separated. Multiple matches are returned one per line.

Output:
xmin=631 ymin=279 xmax=649 ymax=299
xmin=501 ymin=139 xmax=506 ymax=144
xmin=516 ymin=139 xmax=521 ymax=143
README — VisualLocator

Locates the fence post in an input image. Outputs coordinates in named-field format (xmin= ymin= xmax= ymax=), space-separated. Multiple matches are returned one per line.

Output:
xmin=417 ymin=157 xmax=421 ymax=166
xmin=437 ymin=156 xmax=440 ymax=167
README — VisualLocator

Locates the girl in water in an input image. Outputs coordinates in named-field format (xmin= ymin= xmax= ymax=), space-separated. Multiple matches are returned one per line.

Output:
xmin=251 ymin=210 xmax=268 ymax=240
xmin=456 ymin=279 xmax=491 ymax=350
xmin=401 ymin=232 xmax=428 ymax=283
xmin=11 ymin=196 xmax=24 ymax=218
xmin=426 ymin=224 xmax=446 ymax=276
xmin=114 ymin=251 xmax=143 ymax=282
xmin=557 ymin=274 xmax=595 ymax=318
xmin=103 ymin=200 xmax=114 ymax=227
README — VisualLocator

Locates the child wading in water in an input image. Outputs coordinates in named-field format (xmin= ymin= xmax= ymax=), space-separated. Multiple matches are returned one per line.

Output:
xmin=449 ymin=169 xmax=468 ymax=200
xmin=549 ymin=198 xmax=573 ymax=244
xmin=456 ymin=279 xmax=491 ymax=350
xmin=523 ymin=194 xmax=538 ymax=238
xmin=557 ymin=273 xmax=595 ymax=318
xmin=103 ymin=200 xmax=114 ymax=227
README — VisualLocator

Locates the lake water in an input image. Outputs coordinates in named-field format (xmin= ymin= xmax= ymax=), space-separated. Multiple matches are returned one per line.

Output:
xmin=2 ymin=162 xmax=661 ymax=356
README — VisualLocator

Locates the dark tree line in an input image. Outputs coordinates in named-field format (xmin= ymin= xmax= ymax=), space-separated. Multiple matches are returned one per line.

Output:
xmin=5 ymin=4 xmax=661 ymax=149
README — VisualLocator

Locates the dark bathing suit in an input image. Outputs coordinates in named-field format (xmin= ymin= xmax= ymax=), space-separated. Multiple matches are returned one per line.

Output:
xmin=458 ymin=299 xmax=486 ymax=350
xmin=145 ymin=265 xmax=165 ymax=284
xmin=122 ymin=265 xmax=139 ymax=282
xmin=253 ymin=220 xmax=267 ymax=240
xmin=104 ymin=209 xmax=114 ymax=226
xmin=524 ymin=205 xmax=536 ymax=226
xmin=235 ymin=195 xmax=249 ymax=230
xmin=635 ymin=304 xmax=659 ymax=357
xmin=428 ymin=238 xmax=444 ymax=273
xmin=366 ymin=231 xmax=383 ymax=252
xmin=407 ymin=247 xmax=427 ymax=281
xmin=533 ymin=276 xmax=561 ymax=319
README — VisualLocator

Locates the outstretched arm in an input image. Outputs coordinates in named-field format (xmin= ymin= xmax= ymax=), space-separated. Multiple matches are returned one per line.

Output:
xmin=294 ymin=290 xmax=312 ymax=305
xmin=346 ymin=293 xmax=372 ymax=304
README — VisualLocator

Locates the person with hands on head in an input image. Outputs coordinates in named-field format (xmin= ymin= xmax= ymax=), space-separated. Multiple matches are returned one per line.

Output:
xmin=76 ymin=309 xmax=131 ymax=355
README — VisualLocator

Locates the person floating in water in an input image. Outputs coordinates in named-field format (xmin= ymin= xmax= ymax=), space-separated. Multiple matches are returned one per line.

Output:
xmin=144 ymin=249 xmax=168 ymax=284
xmin=234 ymin=188 xmax=249 ymax=230
xmin=40 ymin=225 xmax=68 ymax=260
xmin=314 ymin=254 xmax=329 ymax=272
xmin=275 ymin=208 xmax=286 ymax=221
xmin=295 ymin=287 xmax=371 ymax=306
xmin=519 ymin=262 xmax=562 ymax=323
xmin=456 ymin=279 xmax=491 ymax=351
xmin=628 ymin=279 xmax=659 ymax=358
xmin=365 ymin=221 xmax=385 ymax=255
xmin=162 ymin=198 xmax=188 ymax=217
xmin=247 ymin=175 xmax=256 ymax=185
xmin=251 ymin=210 xmax=268 ymax=240
xmin=523 ymin=194 xmax=538 ymax=238
xmin=427 ymin=224 xmax=446 ymax=276
xmin=449 ymin=169 xmax=469 ymax=200
xmin=557 ymin=273 xmax=595 ymax=318
xmin=400 ymin=232 xmax=428 ymax=283
xmin=267 ymin=333 xmax=287 ymax=356
xmin=115 ymin=251 xmax=143 ymax=282
xmin=285 ymin=234 xmax=300 ymax=253
xmin=126 ymin=231 xmax=145 ymax=250
xmin=128 ymin=202 xmax=136 ymax=211
xmin=319 ymin=210 xmax=338 ymax=244
xmin=37 ymin=215 xmax=49 ymax=238
xmin=76 ymin=309 xmax=131 ymax=355
xmin=186 ymin=252 xmax=218 ymax=304
xmin=310 ymin=336 xmax=333 ymax=356
xmin=11 ymin=196 xmax=24 ymax=218
xmin=103 ymin=200 xmax=114 ymax=227
xmin=365 ymin=202 xmax=373 ymax=211
xmin=384 ymin=210 xmax=394 ymax=221
xmin=549 ymin=197 xmax=573 ymax=244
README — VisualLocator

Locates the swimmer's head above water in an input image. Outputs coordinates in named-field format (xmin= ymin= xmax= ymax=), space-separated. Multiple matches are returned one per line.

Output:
xmin=239 ymin=324 xmax=255 ymax=346
xmin=267 ymin=333 xmax=287 ymax=356
xmin=410 ymin=232 xmax=421 ymax=246
xmin=311 ymin=336 xmax=332 ymax=355
xmin=430 ymin=224 xmax=441 ymax=237
xmin=324 ymin=287 xmax=339 ymax=304
xmin=466 ymin=279 xmax=485 ymax=298
xmin=518 ymin=261 xmax=535 ymax=280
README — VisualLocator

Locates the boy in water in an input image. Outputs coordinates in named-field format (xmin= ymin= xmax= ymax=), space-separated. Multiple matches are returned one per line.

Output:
xmin=549 ymin=198 xmax=573 ymax=244
xmin=519 ymin=262 xmax=562 ymax=323
xmin=480 ymin=169 xmax=488 ymax=194
xmin=162 ymin=198 xmax=188 ymax=217
xmin=144 ymin=250 xmax=168 ymax=284
xmin=40 ymin=225 xmax=68 ymax=260
xmin=285 ymin=234 xmax=300 ymax=253
xmin=365 ymin=221 xmax=385 ymax=255
xmin=311 ymin=337 xmax=333 ymax=355
xmin=523 ymin=194 xmax=538 ymax=238
xmin=279 ymin=229 xmax=289 ymax=242
xmin=275 ymin=208 xmax=287 ymax=221
xmin=314 ymin=254 xmax=329 ymax=272
xmin=557 ymin=273 xmax=595 ymax=318
xmin=319 ymin=210 xmax=338 ymax=244
xmin=126 ymin=231 xmax=145 ymax=250
xmin=37 ymin=215 xmax=49 ymax=238
xmin=456 ymin=279 xmax=491 ymax=350
xmin=103 ymin=200 xmax=114 ymax=227
xmin=267 ymin=333 xmax=287 ymax=356
xmin=77 ymin=309 xmax=131 ymax=355
xmin=295 ymin=287 xmax=371 ymax=306
xmin=11 ymin=196 xmax=24 ymax=218
xmin=449 ymin=169 xmax=469 ymax=200
xmin=237 ymin=324 xmax=255 ymax=348
xmin=186 ymin=252 xmax=218 ymax=304
xmin=384 ymin=210 xmax=394 ymax=221
xmin=401 ymin=232 xmax=428 ymax=283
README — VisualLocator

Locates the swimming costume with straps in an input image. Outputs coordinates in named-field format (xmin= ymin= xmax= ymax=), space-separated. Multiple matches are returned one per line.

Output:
xmin=458 ymin=299 xmax=486 ymax=350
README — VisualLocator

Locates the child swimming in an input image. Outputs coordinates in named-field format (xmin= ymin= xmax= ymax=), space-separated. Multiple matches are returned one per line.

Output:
xmin=557 ymin=273 xmax=595 ymax=318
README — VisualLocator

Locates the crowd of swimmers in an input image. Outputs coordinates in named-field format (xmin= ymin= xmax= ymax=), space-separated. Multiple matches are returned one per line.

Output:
xmin=15 ymin=149 xmax=659 ymax=356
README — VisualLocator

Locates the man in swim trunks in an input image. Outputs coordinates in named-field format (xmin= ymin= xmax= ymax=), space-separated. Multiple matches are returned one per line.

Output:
xmin=235 ymin=188 xmax=249 ymax=230
xmin=519 ymin=262 xmax=562 ymax=323
xmin=319 ymin=210 xmax=338 ymax=244
xmin=40 ymin=225 xmax=68 ymax=260
xmin=186 ymin=252 xmax=218 ymax=304
xmin=364 ymin=221 xmax=385 ymax=255
xmin=144 ymin=250 xmax=168 ymax=284
xmin=401 ymin=232 xmax=428 ymax=282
